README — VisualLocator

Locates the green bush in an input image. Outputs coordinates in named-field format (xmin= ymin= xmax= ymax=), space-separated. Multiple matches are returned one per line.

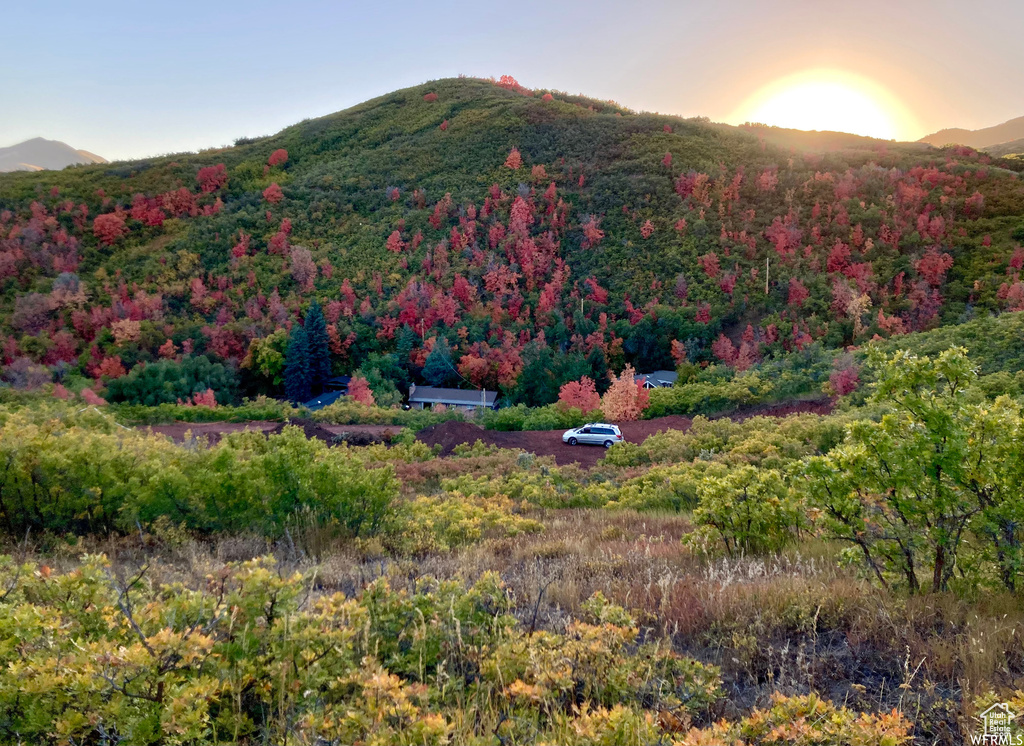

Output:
xmin=312 ymin=400 xmax=463 ymax=429
xmin=0 ymin=411 xmax=399 ymax=539
xmin=106 ymin=355 xmax=239 ymax=406
xmin=111 ymin=396 xmax=300 ymax=425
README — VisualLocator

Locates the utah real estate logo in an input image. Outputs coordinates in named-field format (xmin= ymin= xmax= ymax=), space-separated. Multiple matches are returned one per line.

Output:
xmin=973 ymin=703 xmax=1022 ymax=745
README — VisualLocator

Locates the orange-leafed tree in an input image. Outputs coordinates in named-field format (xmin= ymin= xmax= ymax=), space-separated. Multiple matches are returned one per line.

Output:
xmin=347 ymin=375 xmax=375 ymax=406
xmin=504 ymin=147 xmax=523 ymax=170
xmin=558 ymin=376 xmax=601 ymax=413
xmin=601 ymin=365 xmax=649 ymax=421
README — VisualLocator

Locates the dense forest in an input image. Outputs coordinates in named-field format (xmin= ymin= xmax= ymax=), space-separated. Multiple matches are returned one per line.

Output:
xmin=1 ymin=75 xmax=1022 ymax=407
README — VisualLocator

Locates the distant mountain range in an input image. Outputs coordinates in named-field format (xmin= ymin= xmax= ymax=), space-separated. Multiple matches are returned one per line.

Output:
xmin=919 ymin=116 xmax=1024 ymax=154
xmin=0 ymin=137 xmax=106 ymax=172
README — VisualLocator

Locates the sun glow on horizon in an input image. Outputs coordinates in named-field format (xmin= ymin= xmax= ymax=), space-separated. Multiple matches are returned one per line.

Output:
xmin=731 ymin=70 xmax=917 ymax=141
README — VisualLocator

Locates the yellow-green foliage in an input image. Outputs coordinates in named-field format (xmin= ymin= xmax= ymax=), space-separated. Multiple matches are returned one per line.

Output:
xmin=0 ymin=409 xmax=400 ymax=539
xmin=676 ymin=692 xmax=911 ymax=745
xmin=605 ymin=413 xmax=850 ymax=469
xmin=0 ymin=556 xmax=722 ymax=745
xmin=399 ymin=492 xmax=543 ymax=553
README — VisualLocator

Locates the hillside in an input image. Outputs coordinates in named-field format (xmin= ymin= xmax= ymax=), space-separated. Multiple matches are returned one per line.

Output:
xmin=989 ymin=137 xmax=1024 ymax=158
xmin=0 ymin=137 xmax=106 ymax=172
xmin=919 ymin=114 xmax=1024 ymax=150
xmin=0 ymin=76 xmax=1023 ymax=406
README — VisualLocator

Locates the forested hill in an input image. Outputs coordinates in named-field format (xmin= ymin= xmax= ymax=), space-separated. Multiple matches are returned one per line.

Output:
xmin=1 ymin=75 xmax=1023 ymax=405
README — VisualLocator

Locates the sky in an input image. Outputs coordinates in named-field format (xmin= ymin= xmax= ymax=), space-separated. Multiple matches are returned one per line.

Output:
xmin=3 ymin=0 xmax=1023 ymax=161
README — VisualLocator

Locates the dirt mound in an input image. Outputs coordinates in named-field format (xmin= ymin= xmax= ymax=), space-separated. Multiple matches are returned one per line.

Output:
xmin=268 ymin=418 xmax=342 ymax=444
xmin=417 ymin=420 xmax=491 ymax=456
xmin=716 ymin=398 xmax=833 ymax=422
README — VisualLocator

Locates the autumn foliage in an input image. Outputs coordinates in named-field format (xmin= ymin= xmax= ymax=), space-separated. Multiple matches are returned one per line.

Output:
xmin=347 ymin=375 xmax=375 ymax=406
xmin=601 ymin=365 xmax=649 ymax=421
xmin=558 ymin=376 xmax=601 ymax=413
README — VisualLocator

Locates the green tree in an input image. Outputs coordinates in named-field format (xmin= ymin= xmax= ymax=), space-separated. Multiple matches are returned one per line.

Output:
xmin=305 ymin=299 xmax=331 ymax=394
xmin=422 ymin=338 xmax=457 ymax=387
xmin=690 ymin=465 xmax=800 ymax=556
xmin=284 ymin=325 xmax=310 ymax=404
xmin=106 ymin=355 xmax=239 ymax=406
xmin=805 ymin=347 xmax=1024 ymax=593
xmin=241 ymin=328 xmax=288 ymax=389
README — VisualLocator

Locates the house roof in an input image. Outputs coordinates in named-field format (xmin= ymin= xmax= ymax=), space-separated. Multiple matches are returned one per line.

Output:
xmin=408 ymin=386 xmax=497 ymax=406
xmin=325 ymin=375 xmax=351 ymax=389
xmin=634 ymin=370 xmax=678 ymax=385
xmin=303 ymin=390 xmax=347 ymax=411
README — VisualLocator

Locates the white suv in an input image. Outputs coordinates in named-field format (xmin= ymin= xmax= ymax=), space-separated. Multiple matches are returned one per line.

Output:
xmin=562 ymin=423 xmax=624 ymax=448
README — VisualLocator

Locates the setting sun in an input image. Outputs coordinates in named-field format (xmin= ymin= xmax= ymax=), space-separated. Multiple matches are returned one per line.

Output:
xmin=732 ymin=70 xmax=917 ymax=141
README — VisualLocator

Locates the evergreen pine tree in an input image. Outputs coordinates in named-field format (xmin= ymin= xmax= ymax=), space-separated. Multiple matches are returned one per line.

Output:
xmin=284 ymin=324 xmax=311 ymax=404
xmin=422 ymin=338 xmax=456 ymax=386
xmin=396 ymin=325 xmax=418 ymax=373
xmin=304 ymin=299 xmax=330 ymax=394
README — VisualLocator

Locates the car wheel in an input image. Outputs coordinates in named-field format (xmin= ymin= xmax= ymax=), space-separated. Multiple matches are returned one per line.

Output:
xmin=568 ymin=437 xmax=578 ymax=446
xmin=603 ymin=440 xmax=614 ymax=448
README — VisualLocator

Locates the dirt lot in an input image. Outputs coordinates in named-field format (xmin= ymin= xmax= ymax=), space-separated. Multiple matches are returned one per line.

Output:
xmin=144 ymin=399 xmax=832 ymax=468
xmin=416 ymin=416 xmax=696 ymax=467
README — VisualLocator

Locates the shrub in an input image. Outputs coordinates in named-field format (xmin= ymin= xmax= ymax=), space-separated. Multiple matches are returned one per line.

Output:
xmin=0 ymin=558 xmax=723 ymax=746
xmin=106 ymin=355 xmax=238 ymax=406
xmin=676 ymin=692 xmax=910 ymax=745
xmin=0 ymin=414 xmax=399 ymax=539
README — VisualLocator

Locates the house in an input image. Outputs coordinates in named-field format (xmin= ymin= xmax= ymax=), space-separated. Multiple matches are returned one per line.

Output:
xmin=302 ymin=376 xmax=352 ymax=411
xmin=324 ymin=375 xmax=351 ymax=391
xmin=408 ymin=384 xmax=497 ymax=411
xmin=634 ymin=370 xmax=679 ymax=389
xmin=303 ymin=390 xmax=347 ymax=411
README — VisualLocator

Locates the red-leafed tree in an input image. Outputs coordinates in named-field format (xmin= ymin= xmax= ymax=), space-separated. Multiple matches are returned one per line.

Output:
xmin=423 ymin=92 xmax=438 ymax=102
xmin=267 ymin=148 xmax=289 ymax=167
xmin=640 ymin=219 xmax=655 ymax=239
xmin=698 ymin=252 xmax=720 ymax=279
xmin=541 ymin=93 xmax=553 ymax=101
xmin=558 ymin=376 xmax=601 ymax=413
xmin=915 ymin=248 xmax=954 ymax=287
xmin=94 ymin=356 xmax=127 ymax=380
xmin=826 ymin=240 xmax=851 ymax=274
xmin=712 ymin=334 xmax=738 ymax=365
xmin=158 ymin=339 xmax=178 ymax=359
xmin=661 ymin=152 xmax=672 ymax=168
xmin=347 ymin=375 xmax=375 ymax=406
xmin=231 ymin=231 xmax=251 ymax=258
xmin=386 ymin=230 xmax=406 ymax=253
xmin=828 ymin=364 xmax=861 ymax=397
xmin=197 ymin=164 xmax=228 ymax=193
xmin=584 ymin=278 xmax=608 ymax=304
xmin=93 ymin=213 xmax=128 ymax=245
xmin=263 ymin=183 xmax=284 ymax=204
xmin=581 ymin=216 xmax=605 ymax=249
xmin=439 ymin=119 xmax=449 ymax=131
xmin=81 ymin=388 xmax=107 ymax=406
xmin=788 ymin=277 xmax=809 ymax=307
